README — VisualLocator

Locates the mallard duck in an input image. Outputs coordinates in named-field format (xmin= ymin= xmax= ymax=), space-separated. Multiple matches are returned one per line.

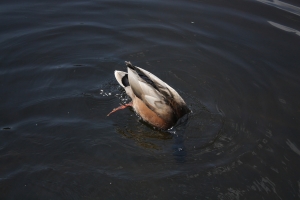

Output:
xmin=107 ymin=61 xmax=190 ymax=130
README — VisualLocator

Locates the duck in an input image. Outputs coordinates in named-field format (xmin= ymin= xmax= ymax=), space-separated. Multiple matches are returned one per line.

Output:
xmin=107 ymin=61 xmax=190 ymax=130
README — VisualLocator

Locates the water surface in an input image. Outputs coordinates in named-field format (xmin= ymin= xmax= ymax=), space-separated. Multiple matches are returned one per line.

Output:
xmin=1 ymin=0 xmax=300 ymax=199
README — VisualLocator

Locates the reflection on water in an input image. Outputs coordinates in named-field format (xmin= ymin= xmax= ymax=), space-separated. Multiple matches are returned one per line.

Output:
xmin=0 ymin=0 xmax=300 ymax=199
xmin=256 ymin=0 xmax=300 ymax=16
xmin=286 ymin=139 xmax=300 ymax=156
xmin=116 ymin=126 xmax=172 ymax=150
xmin=269 ymin=21 xmax=300 ymax=36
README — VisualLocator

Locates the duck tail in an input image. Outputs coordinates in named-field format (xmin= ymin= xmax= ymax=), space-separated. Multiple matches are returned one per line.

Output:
xmin=125 ymin=61 xmax=159 ymax=91
xmin=125 ymin=61 xmax=136 ymax=70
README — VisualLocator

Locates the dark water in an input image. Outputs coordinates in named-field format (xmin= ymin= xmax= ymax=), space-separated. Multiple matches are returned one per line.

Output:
xmin=1 ymin=0 xmax=300 ymax=199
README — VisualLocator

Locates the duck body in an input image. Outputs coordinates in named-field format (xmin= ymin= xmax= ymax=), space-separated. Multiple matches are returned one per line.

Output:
xmin=109 ymin=61 xmax=190 ymax=130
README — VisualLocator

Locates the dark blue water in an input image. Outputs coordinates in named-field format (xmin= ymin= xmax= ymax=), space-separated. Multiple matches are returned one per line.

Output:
xmin=1 ymin=0 xmax=300 ymax=199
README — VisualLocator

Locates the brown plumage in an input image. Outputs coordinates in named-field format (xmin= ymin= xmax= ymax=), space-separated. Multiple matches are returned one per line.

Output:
xmin=108 ymin=61 xmax=190 ymax=130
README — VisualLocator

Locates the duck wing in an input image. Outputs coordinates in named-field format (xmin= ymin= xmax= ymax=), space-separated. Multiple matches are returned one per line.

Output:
xmin=137 ymin=67 xmax=186 ymax=107
xmin=126 ymin=61 xmax=189 ymax=119
xmin=127 ymin=66 xmax=175 ymax=124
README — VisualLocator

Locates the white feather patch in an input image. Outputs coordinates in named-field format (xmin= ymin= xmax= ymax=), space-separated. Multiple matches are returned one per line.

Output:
xmin=114 ymin=70 xmax=127 ymax=88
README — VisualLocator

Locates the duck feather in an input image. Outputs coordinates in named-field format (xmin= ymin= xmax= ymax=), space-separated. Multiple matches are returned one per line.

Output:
xmin=112 ymin=61 xmax=189 ymax=129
